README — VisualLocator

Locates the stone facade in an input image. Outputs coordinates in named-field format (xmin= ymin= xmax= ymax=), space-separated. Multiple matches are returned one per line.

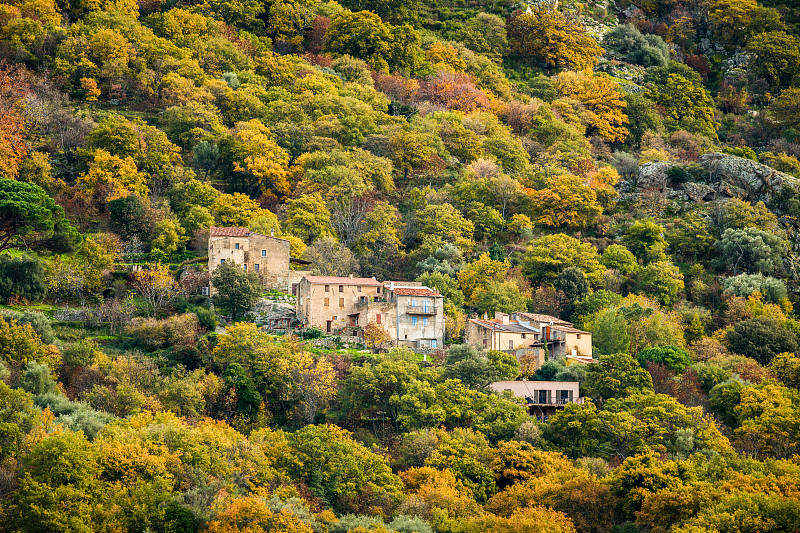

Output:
xmin=466 ymin=312 xmax=592 ymax=365
xmin=295 ymin=277 xmax=444 ymax=348
xmin=208 ymin=227 xmax=290 ymax=292
xmin=295 ymin=275 xmax=385 ymax=333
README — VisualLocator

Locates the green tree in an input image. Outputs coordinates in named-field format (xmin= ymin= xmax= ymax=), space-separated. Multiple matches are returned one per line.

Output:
xmin=637 ymin=345 xmax=692 ymax=373
xmin=323 ymin=10 xmax=421 ymax=73
xmin=645 ymin=64 xmax=719 ymax=139
xmin=747 ymin=31 xmax=800 ymax=89
xmin=600 ymin=244 xmax=638 ymax=275
xmin=714 ymin=227 xmax=784 ymax=275
xmin=0 ymin=179 xmax=79 ymax=253
xmin=632 ymin=261 xmax=684 ymax=306
xmin=285 ymin=193 xmax=333 ymax=245
xmin=726 ymin=316 xmax=799 ymax=364
xmin=583 ymin=352 xmax=654 ymax=403
xmin=522 ymin=233 xmax=604 ymax=286
xmin=0 ymin=254 xmax=46 ymax=303
xmin=211 ymin=261 xmax=262 ymax=320
xmin=0 ymin=381 xmax=38 ymax=461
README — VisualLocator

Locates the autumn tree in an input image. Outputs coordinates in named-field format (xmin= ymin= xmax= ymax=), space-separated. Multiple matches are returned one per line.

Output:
xmin=554 ymin=71 xmax=629 ymax=143
xmin=506 ymin=6 xmax=603 ymax=71
xmin=363 ymin=321 xmax=392 ymax=353
xmin=285 ymin=193 xmax=333 ymax=245
xmin=132 ymin=264 xmax=180 ymax=317
xmin=530 ymin=174 xmax=603 ymax=230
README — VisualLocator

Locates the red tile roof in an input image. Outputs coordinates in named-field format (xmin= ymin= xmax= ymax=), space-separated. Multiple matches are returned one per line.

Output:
xmin=392 ymin=287 xmax=441 ymax=297
xmin=302 ymin=275 xmax=383 ymax=286
xmin=210 ymin=226 xmax=249 ymax=237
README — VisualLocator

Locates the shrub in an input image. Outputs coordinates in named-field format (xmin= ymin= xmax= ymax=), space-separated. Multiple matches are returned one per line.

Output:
xmin=637 ymin=345 xmax=693 ymax=373
xmin=124 ymin=314 xmax=200 ymax=350
xmin=19 ymin=361 xmax=57 ymax=395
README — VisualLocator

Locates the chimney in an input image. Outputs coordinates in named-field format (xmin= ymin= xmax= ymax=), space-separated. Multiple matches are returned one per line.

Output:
xmin=270 ymin=229 xmax=274 ymax=237
xmin=483 ymin=312 xmax=488 ymax=320
xmin=349 ymin=273 xmax=354 ymax=279
xmin=495 ymin=312 xmax=509 ymax=325
xmin=390 ymin=281 xmax=395 ymax=291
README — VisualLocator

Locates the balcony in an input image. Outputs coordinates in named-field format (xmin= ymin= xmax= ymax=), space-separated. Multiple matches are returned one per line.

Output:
xmin=407 ymin=305 xmax=437 ymax=315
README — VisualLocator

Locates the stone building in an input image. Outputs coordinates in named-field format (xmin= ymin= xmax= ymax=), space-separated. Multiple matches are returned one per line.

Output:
xmin=295 ymin=275 xmax=385 ymax=334
xmin=208 ymin=227 xmax=291 ymax=292
xmin=466 ymin=312 xmax=592 ymax=368
xmin=295 ymin=276 xmax=444 ymax=348
xmin=383 ymin=282 xmax=444 ymax=349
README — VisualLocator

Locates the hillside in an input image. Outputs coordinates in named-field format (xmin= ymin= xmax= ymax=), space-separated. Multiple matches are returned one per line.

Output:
xmin=2 ymin=0 xmax=800 ymax=531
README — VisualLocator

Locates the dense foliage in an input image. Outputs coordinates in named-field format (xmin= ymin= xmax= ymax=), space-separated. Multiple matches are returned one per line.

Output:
xmin=2 ymin=0 xmax=800 ymax=531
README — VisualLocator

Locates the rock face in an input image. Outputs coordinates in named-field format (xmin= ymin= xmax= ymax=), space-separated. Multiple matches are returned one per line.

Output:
xmin=631 ymin=153 xmax=800 ymax=203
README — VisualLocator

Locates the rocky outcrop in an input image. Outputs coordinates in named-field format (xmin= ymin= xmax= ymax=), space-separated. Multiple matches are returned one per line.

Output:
xmin=698 ymin=152 xmax=800 ymax=203
xmin=631 ymin=153 xmax=800 ymax=203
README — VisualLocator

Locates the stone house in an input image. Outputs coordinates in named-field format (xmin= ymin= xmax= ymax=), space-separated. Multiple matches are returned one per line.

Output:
xmin=382 ymin=282 xmax=444 ymax=349
xmin=295 ymin=275 xmax=385 ymax=333
xmin=490 ymin=380 xmax=582 ymax=420
xmin=295 ymin=277 xmax=445 ymax=348
xmin=466 ymin=312 xmax=592 ymax=369
xmin=208 ymin=227 xmax=309 ymax=293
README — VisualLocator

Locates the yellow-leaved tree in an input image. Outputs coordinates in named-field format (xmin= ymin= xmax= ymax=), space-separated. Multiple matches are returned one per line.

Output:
xmin=77 ymin=149 xmax=148 ymax=204
xmin=554 ymin=71 xmax=629 ymax=143
xmin=228 ymin=119 xmax=291 ymax=200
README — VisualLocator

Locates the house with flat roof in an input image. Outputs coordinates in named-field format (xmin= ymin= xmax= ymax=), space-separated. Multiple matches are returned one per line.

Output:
xmin=490 ymin=380 xmax=582 ymax=420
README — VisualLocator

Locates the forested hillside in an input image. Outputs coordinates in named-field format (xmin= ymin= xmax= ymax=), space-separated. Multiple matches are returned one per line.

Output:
xmin=2 ymin=0 xmax=800 ymax=531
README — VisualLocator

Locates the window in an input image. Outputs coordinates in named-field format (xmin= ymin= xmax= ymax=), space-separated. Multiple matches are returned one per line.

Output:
xmin=339 ymin=298 xmax=344 ymax=307
xmin=483 ymin=339 xmax=487 ymax=348
xmin=261 ymin=250 xmax=266 ymax=257
xmin=423 ymin=300 xmax=429 ymax=312
xmin=423 ymin=317 xmax=428 ymax=326
xmin=357 ymin=286 xmax=362 ymax=292
xmin=235 ymin=243 xmax=240 ymax=249
xmin=359 ymin=296 xmax=367 ymax=303
xmin=509 ymin=340 xmax=514 ymax=349
xmin=412 ymin=317 xmax=418 ymax=326
xmin=243 ymin=264 xmax=247 ymax=270
xmin=431 ymin=339 xmax=437 ymax=348
xmin=577 ymin=334 xmax=581 ymax=339
xmin=324 ymin=298 xmax=330 ymax=306
xmin=325 ymin=285 xmax=329 ymax=292
xmin=538 ymin=390 xmax=548 ymax=404
xmin=339 ymin=285 xmax=343 ymax=292
xmin=376 ymin=314 xmax=382 ymax=324
xmin=254 ymin=264 xmax=259 ymax=271
xmin=411 ymin=299 xmax=417 ymax=307
xmin=521 ymin=334 xmax=526 ymax=339
xmin=220 ymin=259 xmax=225 ymax=264
xmin=377 ymin=287 xmax=381 ymax=293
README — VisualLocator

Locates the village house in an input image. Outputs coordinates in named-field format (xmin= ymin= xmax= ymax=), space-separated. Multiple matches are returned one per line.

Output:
xmin=295 ymin=276 xmax=444 ymax=348
xmin=382 ymin=282 xmax=445 ymax=349
xmin=466 ymin=312 xmax=592 ymax=368
xmin=490 ymin=380 xmax=582 ymax=420
xmin=208 ymin=227 xmax=310 ymax=293
xmin=295 ymin=275 xmax=385 ymax=334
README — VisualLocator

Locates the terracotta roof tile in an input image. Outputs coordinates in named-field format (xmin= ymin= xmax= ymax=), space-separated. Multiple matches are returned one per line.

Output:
xmin=515 ymin=312 xmax=573 ymax=326
xmin=210 ymin=226 xmax=250 ymax=237
xmin=303 ymin=275 xmax=383 ymax=286
xmin=392 ymin=287 xmax=441 ymax=296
